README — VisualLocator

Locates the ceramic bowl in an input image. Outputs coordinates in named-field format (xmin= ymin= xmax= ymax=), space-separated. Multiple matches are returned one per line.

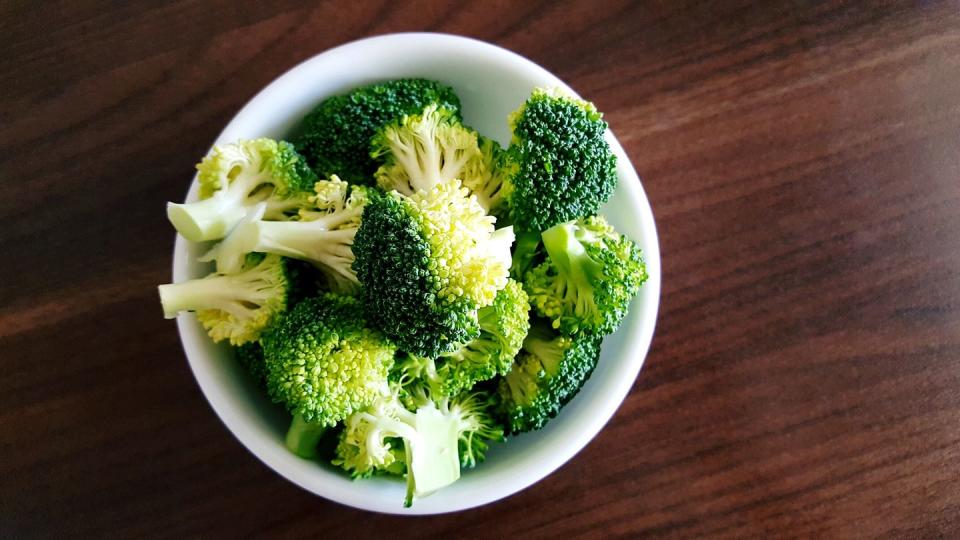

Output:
xmin=171 ymin=32 xmax=661 ymax=514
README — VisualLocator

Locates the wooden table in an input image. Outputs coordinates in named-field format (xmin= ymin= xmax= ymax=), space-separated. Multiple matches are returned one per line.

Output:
xmin=3 ymin=1 xmax=959 ymax=537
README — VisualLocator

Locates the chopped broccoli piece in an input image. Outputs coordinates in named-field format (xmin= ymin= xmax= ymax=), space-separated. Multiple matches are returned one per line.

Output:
xmin=498 ymin=323 xmax=601 ymax=433
xmin=295 ymin=79 xmax=462 ymax=185
xmin=353 ymin=181 xmax=514 ymax=357
xmin=334 ymin=386 xmax=503 ymax=507
xmin=525 ymin=216 xmax=647 ymax=336
xmin=167 ymin=139 xmax=316 ymax=242
xmin=157 ymin=253 xmax=289 ymax=346
xmin=224 ymin=177 xmax=370 ymax=293
xmin=371 ymin=104 xmax=482 ymax=196
xmin=261 ymin=294 xmax=395 ymax=427
xmin=503 ymin=88 xmax=618 ymax=232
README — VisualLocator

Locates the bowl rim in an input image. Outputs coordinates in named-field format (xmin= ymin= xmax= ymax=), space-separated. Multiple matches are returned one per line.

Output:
xmin=171 ymin=32 xmax=661 ymax=515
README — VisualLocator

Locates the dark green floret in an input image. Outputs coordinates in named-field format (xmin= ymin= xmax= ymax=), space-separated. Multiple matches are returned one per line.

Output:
xmin=352 ymin=190 xmax=481 ymax=357
xmin=294 ymin=79 xmax=462 ymax=185
xmin=498 ymin=323 xmax=601 ymax=433
xmin=392 ymin=280 xmax=530 ymax=400
xmin=504 ymin=88 xmax=618 ymax=232
xmin=261 ymin=294 xmax=395 ymax=427
xmin=524 ymin=215 xmax=647 ymax=336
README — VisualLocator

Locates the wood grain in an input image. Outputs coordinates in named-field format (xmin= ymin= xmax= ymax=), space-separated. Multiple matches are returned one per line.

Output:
xmin=3 ymin=1 xmax=960 ymax=537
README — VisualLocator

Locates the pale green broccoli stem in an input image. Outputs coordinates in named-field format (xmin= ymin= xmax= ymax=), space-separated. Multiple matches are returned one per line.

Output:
xmin=286 ymin=414 xmax=327 ymax=458
xmin=541 ymin=222 xmax=601 ymax=316
xmin=157 ymin=272 xmax=273 ymax=319
xmin=251 ymin=219 xmax=359 ymax=291
xmin=351 ymin=400 xmax=464 ymax=508
xmin=166 ymin=167 xmax=270 ymax=242
xmin=380 ymin=105 xmax=479 ymax=195
xmin=510 ymin=229 xmax=541 ymax=278
xmin=199 ymin=203 xmax=265 ymax=274
xmin=404 ymin=403 xmax=462 ymax=506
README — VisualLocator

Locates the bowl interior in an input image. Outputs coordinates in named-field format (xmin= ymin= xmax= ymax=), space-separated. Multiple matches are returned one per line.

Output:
xmin=173 ymin=33 xmax=661 ymax=514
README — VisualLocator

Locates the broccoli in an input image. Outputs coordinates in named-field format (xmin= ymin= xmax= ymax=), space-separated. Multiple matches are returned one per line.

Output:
xmin=295 ymin=79 xmax=462 ymax=185
xmin=157 ymin=253 xmax=289 ymax=346
xmin=334 ymin=386 xmax=503 ymax=507
xmin=524 ymin=216 xmax=647 ymax=336
xmin=510 ymin=229 xmax=544 ymax=280
xmin=285 ymin=414 xmax=329 ymax=459
xmin=502 ymin=88 xmax=618 ymax=232
xmin=261 ymin=294 xmax=395 ymax=428
xmin=371 ymin=104 xmax=483 ymax=196
xmin=353 ymin=180 xmax=514 ymax=357
xmin=498 ymin=323 xmax=601 ymax=433
xmin=206 ymin=177 xmax=370 ymax=292
xmin=395 ymin=279 xmax=529 ymax=398
xmin=166 ymin=139 xmax=316 ymax=242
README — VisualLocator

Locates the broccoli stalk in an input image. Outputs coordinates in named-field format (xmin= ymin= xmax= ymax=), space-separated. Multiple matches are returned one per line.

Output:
xmin=285 ymin=414 xmax=327 ymax=458
xmin=334 ymin=388 xmax=503 ymax=507
xmin=510 ymin=229 xmax=543 ymax=279
xmin=252 ymin=222 xmax=358 ymax=292
xmin=201 ymin=178 xmax=369 ymax=292
xmin=167 ymin=139 xmax=316 ymax=242
xmin=157 ymin=254 xmax=289 ymax=345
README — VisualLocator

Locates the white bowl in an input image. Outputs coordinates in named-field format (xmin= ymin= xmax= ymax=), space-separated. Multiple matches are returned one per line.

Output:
xmin=172 ymin=33 xmax=661 ymax=515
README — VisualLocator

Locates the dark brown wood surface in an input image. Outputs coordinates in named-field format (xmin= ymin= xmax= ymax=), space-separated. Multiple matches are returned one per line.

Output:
xmin=3 ymin=1 xmax=960 ymax=537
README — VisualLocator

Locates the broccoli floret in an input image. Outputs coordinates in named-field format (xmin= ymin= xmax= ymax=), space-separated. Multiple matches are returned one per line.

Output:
xmin=209 ymin=177 xmax=370 ymax=293
xmin=353 ymin=180 xmax=514 ymax=357
xmin=503 ymin=88 xmax=618 ymax=232
xmin=295 ymin=79 xmax=462 ymax=185
xmin=371 ymin=104 xmax=483 ymax=196
xmin=334 ymin=387 xmax=503 ymax=507
xmin=157 ymin=254 xmax=289 ymax=346
xmin=261 ymin=294 xmax=395 ymax=428
xmin=524 ymin=216 xmax=648 ymax=336
xmin=167 ymin=139 xmax=316 ymax=242
xmin=235 ymin=341 xmax=268 ymax=388
xmin=420 ymin=279 xmax=530 ymax=397
xmin=498 ymin=323 xmax=601 ymax=433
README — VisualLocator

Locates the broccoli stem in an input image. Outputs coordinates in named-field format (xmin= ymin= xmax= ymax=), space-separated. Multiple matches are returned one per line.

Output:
xmin=167 ymin=170 xmax=267 ymax=242
xmin=158 ymin=268 xmax=275 ymax=320
xmin=158 ymin=277 xmax=240 ymax=319
xmin=285 ymin=414 xmax=327 ymax=458
xmin=167 ymin=196 xmax=247 ymax=242
xmin=251 ymin=221 xmax=358 ymax=289
xmin=510 ymin=229 xmax=542 ymax=278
